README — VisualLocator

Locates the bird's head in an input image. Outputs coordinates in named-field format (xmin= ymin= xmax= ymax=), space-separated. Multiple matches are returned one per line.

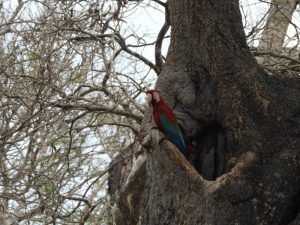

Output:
xmin=146 ymin=89 xmax=161 ymax=106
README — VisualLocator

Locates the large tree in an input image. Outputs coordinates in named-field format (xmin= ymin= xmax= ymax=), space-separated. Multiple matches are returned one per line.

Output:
xmin=109 ymin=0 xmax=300 ymax=225
xmin=0 ymin=0 xmax=299 ymax=224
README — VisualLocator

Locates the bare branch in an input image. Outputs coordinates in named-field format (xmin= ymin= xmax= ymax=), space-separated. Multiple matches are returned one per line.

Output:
xmin=155 ymin=3 xmax=170 ymax=74
xmin=0 ymin=0 xmax=25 ymax=36
xmin=49 ymin=102 xmax=143 ymax=122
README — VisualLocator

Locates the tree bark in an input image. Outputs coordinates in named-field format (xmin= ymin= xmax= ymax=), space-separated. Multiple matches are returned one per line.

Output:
xmin=109 ymin=1 xmax=300 ymax=224
xmin=257 ymin=0 xmax=299 ymax=67
xmin=259 ymin=0 xmax=298 ymax=54
xmin=139 ymin=0 xmax=300 ymax=224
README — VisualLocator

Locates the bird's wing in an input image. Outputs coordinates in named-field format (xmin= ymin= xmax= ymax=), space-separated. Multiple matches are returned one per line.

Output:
xmin=158 ymin=105 xmax=188 ymax=156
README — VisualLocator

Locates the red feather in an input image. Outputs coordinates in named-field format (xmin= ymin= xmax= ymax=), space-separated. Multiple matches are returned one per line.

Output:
xmin=147 ymin=90 xmax=188 ymax=156
xmin=147 ymin=90 xmax=176 ymax=130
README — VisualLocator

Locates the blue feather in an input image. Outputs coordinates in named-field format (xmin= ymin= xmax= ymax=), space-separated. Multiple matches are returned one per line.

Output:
xmin=159 ymin=110 xmax=188 ymax=156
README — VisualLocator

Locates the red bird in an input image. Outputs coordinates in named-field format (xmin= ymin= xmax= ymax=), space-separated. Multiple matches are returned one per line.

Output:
xmin=146 ymin=90 xmax=188 ymax=156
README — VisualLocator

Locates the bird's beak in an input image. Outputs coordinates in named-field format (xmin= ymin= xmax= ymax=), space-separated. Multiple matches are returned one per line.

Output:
xmin=146 ymin=93 xmax=152 ymax=106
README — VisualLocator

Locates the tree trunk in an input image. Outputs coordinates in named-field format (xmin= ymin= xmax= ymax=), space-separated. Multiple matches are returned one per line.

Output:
xmin=257 ymin=0 xmax=299 ymax=67
xmin=109 ymin=1 xmax=300 ymax=224
xmin=259 ymin=0 xmax=298 ymax=54
xmin=139 ymin=0 xmax=300 ymax=224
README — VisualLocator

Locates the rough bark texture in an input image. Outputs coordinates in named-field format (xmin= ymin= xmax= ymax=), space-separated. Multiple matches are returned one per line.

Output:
xmin=108 ymin=141 xmax=146 ymax=225
xmin=139 ymin=0 xmax=300 ymax=224
xmin=109 ymin=0 xmax=300 ymax=224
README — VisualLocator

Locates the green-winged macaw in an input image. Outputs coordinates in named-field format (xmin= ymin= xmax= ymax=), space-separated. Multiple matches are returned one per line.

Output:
xmin=146 ymin=90 xmax=188 ymax=157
